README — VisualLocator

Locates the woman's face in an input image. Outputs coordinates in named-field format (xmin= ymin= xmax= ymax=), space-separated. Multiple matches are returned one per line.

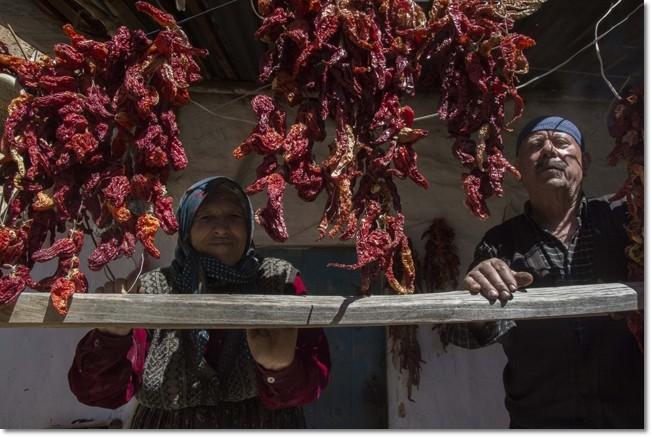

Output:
xmin=190 ymin=191 xmax=248 ymax=266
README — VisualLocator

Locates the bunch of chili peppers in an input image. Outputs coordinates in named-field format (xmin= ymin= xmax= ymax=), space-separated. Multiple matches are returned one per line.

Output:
xmin=240 ymin=0 xmax=431 ymax=294
xmin=607 ymin=84 xmax=644 ymax=351
xmin=389 ymin=323 xmax=424 ymax=402
xmin=0 ymin=2 xmax=207 ymax=314
xmin=420 ymin=0 xmax=534 ymax=219
xmin=420 ymin=217 xmax=460 ymax=292
xmin=244 ymin=0 xmax=534 ymax=293
xmin=389 ymin=221 xmax=461 ymax=399
xmin=388 ymin=237 xmax=425 ymax=400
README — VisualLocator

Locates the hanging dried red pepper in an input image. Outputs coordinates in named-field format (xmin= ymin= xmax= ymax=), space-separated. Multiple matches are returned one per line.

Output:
xmin=0 ymin=2 xmax=206 ymax=314
xmin=389 ymin=323 xmax=424 ymax=402
xmin=244 ymin=0 xmax=430 ymax=294
xmin=388 ymin=237 xmax=425 ymax=401
xmin=420 ymin=217 xmax=460 ymax=292
xmin=606 ymin=84 xmax=644 ymax=351
xmin=420 ymin=0 xmax=534 ymax=219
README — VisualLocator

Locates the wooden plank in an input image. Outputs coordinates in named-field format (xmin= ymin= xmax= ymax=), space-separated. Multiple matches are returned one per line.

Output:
xmin=0 ymin=282 xmax=643 ymax=329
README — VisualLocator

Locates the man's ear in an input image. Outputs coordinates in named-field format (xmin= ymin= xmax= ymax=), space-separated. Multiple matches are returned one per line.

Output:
xmin=582 ymin=151 xmax=591 ymax=177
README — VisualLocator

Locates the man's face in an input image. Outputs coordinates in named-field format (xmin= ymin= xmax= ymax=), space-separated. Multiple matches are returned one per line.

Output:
xmin=516 ymin=130 xmax=588 ymax=196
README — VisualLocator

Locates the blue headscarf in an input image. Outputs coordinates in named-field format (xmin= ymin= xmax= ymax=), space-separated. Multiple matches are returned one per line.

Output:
xmin=170 ymin=176 xmax=260 ymax=295
xmin=516 ymin=115 xmax=586 ymax=154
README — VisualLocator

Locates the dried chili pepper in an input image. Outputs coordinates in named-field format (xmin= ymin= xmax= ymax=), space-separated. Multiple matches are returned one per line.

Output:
xmin=0 ymin=265 xmax=32 ymax=305
xmin=246 ymin=173 xmax=289 ymax=242
xmin=136 ymin=213 xmax=161 ymax=258
xmin=135 ymin=1 xmax=177 ymax=28
xmin=606 ymin=84 xmax=644 ymax=351
xmin=0 ymin=227 xmax=15 ymax=254
xmin=65 ymin=132 xmax=99 ymax=162
xmin=389 ymin=324 xmax=424 ymax=402
xmin=50 ymin=276 xmax=76 ymax=315
xmin=420 ymin=0 xmax=534 ymax=219
xmin=154 ymin=191 xmax=178 ymax=234
xmin=246 ymin=0 xmax=433 ymax=294
xmin=32 ymin=192 xmax=55 ymax=211
xmin=112 ymin=206 xmax=132 ymax=224
xmin=88 ymin=239 xmax=121 ymax=271
xmin=31 ymin=237 xmax=78 ymax=262
xmin=0 ymin=3 xmax=206 ymax=297
xmin=103 ymin=176 xmax=131 ymax=208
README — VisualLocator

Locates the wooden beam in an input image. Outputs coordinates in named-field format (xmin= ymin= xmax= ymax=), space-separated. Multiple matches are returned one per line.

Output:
xmin=0 ymin=282 xmax=642 ymax=329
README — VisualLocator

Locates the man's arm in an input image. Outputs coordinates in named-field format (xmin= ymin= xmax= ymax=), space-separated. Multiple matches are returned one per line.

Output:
xmin=444 ymin=319 xmax=517 ymax=350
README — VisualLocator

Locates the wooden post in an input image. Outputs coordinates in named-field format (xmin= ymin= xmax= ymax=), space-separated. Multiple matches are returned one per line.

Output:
xmin=0 ymin=282 xmax=642 ymax=329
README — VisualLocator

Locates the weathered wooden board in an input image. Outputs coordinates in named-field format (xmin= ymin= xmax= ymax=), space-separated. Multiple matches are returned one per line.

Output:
xmin=0 ymin=282 xmax=643 ymax=328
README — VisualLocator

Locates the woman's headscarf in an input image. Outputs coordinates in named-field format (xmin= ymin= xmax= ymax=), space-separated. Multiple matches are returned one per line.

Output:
xmin=170 ymin=176 xmax=260 ymax=295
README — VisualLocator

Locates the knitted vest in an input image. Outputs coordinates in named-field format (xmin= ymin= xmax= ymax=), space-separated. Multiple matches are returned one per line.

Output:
xmin=135 ymin=257 xmax=298 ymax=410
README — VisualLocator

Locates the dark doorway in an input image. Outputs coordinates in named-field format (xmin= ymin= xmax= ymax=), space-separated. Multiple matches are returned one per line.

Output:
xmin=256 ymin=246 xmax=388 ymax=429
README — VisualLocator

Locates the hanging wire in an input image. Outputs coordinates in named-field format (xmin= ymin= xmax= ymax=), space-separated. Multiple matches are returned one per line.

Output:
xmin=6 ymin=24 xmax=29 ymax=60
xmin=190 ymin=99 xmax=257 ymax=125
xmin=413 ymin=2 xmax=643 ymax=123
xmin=595 ymin=0 xmax=624 ymax=100
xmin=413 ymin=112 xmax=438 ymax=122
xmin=177 ymin=0 xmax=241 ymax=25
xmin=189 ymin=83 xmax=271 ymax=124
xmin=516 ymin=2 xmax=642 ymax=90
xmin=146 ymin=0 xmax=241 ymax=36
xmin=125 ymin=253 xmax=145 ymax=294
xmin=249 ymin=0 xmax=264 ymax=19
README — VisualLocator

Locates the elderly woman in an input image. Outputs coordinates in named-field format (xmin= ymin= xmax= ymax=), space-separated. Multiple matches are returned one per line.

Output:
xmin=68 ymin=176 xmax=331 ymax=428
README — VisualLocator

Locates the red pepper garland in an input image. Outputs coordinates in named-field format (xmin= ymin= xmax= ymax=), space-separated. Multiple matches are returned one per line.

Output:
xmin=421 ymin=217 xmax=460 ymax=292
xmin=0 ymin=2 xmax=207 ymax=314
xmin=420 ymin=0 xmax=534 ymax=219
xmin=244 ymin=0 xmax=534 ymax=293
xmin=241 ymin=0 xmax=430 ymax=294
xmin=606 ymin=84 xmax=644 ymax=351
xmin=389 ymin=223 xmax=459 ymax=400
xmin=388 ymin=237 xmax=424 ymax=401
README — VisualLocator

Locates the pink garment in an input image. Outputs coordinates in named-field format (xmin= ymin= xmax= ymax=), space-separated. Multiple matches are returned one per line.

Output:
xmin=68 ymin=275 xmax=330 ymax=410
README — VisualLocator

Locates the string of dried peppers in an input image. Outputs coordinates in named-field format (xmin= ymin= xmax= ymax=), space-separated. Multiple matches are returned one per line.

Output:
xmin=420 ymin=217 xmax=460 ymax=292
xmin=419 ymin=0 xmax=535 ymax=220
xmin=606 ymin=84 xmax=644 ymax=351
xmin=240 ymin=0 xmax=431 ymax=294
xmin=389 ymin=220 xmax=461 ymax=399
xmin=0 ymin=2 xmax=207 ymax=314
xmin=388 ymin=237 xmax=424 ymax=401
xmin=244 ymin=0 xmax=533 ymax=294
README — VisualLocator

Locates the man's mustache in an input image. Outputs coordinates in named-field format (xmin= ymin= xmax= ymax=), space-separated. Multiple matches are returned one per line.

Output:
xmin=536 ymin=159 xmax=567 ymax=171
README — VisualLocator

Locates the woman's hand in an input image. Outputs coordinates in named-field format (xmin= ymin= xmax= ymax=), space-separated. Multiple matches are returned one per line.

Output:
xmin=246 ymin=328 xmax=298 ymax=371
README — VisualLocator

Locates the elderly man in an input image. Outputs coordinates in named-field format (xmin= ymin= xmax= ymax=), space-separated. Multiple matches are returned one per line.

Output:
xmin=445 ymin=116 xmax=643 ymax=428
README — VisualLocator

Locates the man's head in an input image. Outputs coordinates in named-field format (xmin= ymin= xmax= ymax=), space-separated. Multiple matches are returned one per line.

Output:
xmin=515 ymin=116 xmax=590 ymax=199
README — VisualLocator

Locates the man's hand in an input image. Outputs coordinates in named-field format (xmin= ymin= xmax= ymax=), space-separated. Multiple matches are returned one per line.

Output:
xmin=246 ymin=328 xmax=298 ymax=371
xmin=464 ymin=258 xmax=533 ymax=304
xmin=94 ymin=270 xmax=142 ymax=337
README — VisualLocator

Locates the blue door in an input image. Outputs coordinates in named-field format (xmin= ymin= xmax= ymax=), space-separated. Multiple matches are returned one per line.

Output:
xmin=256 ymin=246 xmax=388 ymax=429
